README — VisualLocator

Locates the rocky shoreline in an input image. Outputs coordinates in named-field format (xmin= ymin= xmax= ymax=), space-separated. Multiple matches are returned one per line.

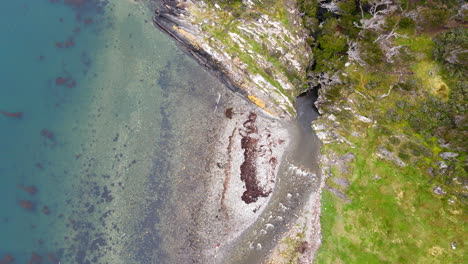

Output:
xmin=160 ymin=88 xmax=294 ymax=264
xmin=150 ymin=0 xmax=324 ymax=263
xmin=152 ymin=2 xmax=248 ymax=98
xmin=152 ymin=0 xmax=312 ymax=118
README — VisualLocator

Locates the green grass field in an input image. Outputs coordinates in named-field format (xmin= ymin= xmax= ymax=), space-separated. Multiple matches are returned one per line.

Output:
xmin=314 ymin=26 xmax=466 ymax=264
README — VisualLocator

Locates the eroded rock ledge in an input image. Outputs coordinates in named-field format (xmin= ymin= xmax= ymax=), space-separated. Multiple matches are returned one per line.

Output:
xmin=152 ymin=0 xmax=312 ymax=118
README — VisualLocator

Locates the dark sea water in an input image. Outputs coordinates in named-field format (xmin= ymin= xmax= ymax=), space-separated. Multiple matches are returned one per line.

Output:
xmin=0 ymin=0 xmax=229 ymax=263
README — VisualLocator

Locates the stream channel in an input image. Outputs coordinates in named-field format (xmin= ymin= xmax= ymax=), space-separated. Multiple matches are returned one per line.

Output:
xmin=220 ymin=91 xmax=322 ymax=264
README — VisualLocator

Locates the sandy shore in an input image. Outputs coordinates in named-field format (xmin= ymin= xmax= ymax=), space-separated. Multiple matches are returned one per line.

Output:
xmin=158 ymin=88 xmax=292 ymax=263
xmin=155 ymin=88 xmax=324 ymax=264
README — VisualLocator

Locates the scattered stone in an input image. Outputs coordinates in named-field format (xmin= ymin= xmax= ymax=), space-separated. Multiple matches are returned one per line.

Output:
xmin=355 ymin=113 xmax=372 ymax=123
xmin=433 ymin=186 xmax=446 ymax=196
xmin=426 ymin=167 xmax=435 ymax=177
xmin=436 ymin=138 xmax=451 ymax=149
xmin=332 ymin=177 xmax=350 ymax=188
xmin=296 ymin=241 xmax=309 ymax=254
xmin=375 ymin=146 xmax=406 ymax=167
xmin=374 ymin=175 xmax=381 ymax=181
xmin=452 ymin=178 xmax=461 ymax=185
xmin=438 ymin=161 xmax=448 ymax=170
xmin=326 ymin=185 xmax=351 ymax=203
xmin=440 ymin=152 xmax=459 ymax=159
xmin=224 ymin=107 xmax=233 ymax=119
xmin=451 ymin=241 xmax=457 ymax=250
xmin=312 ymin=121 xmax=354 ymax=145
xmin=249 ymin=242 xmax=254 ymax=250
xmin=335 ymin=152 xmax=355 ymax=174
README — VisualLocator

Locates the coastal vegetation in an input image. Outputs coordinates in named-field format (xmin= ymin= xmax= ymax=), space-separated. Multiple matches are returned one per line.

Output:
xmin=299 ymin=0 xmax=467 ymax=263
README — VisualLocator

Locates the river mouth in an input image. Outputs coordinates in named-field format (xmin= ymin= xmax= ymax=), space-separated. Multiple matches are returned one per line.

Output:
xmin=218 ymin=93 xmax=322 ymax=264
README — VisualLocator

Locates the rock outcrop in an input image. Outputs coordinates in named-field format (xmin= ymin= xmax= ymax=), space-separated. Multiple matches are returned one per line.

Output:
xmin=153 ymin=0 xmax=312 ymax=118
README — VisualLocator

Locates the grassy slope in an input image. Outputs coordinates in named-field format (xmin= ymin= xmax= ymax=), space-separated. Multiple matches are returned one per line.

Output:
xmin=317 ymin=133 xmax=465 ymax=263
xmin=312 ymin=1 xmax=467 ymax=262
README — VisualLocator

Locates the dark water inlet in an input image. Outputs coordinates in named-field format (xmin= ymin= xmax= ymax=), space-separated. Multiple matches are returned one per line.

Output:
xmin=296 ymin=88 xmax=320 ymax=132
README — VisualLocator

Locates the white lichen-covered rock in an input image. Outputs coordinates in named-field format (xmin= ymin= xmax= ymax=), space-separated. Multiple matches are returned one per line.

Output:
xmin=312 ymin=120 xmax=354 ymax=146
xmin=375 ymin=146 xmax=407 ymax=167
xmin=355 ymin=113 xmax=372 ymax=123
xmin=438 ymin=160 xmax=448 ymax=170
xmin=440 ymin=152 xmax=459 ymax=159
xmin=433 ymin=186 xmax=446 ymax=196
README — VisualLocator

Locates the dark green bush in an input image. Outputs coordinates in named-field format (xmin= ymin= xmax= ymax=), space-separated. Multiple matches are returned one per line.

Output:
xmin=403 ymin=141 xmax=432 ymax=157
xmin=377 ymin=126 xmax=392 ymax=136
xmin=396 ymin=100 xmax=406 ymax=109
xmin=398 ymin=17 xmax=415 ymax=29
xmin=398 ymin=78 xmax=420 ymax=91
xmin=433 ymin=28 xmax=468 ymax=78
xmin=359 ymin=40 xmax=384 ymax=66
xmin=408 ymin=96 xmax=453 ymax=137
xmin=338 ymin=0 xmax=357 ymax=14
xmin=313 ymin=30 xmax=348 ymax=71
xmin=365 ymin=80 xmax=379 ymax=90
xmin=448 ymin=81 xmax=467 ymax=114
xmin=398 ymin=152 xmax=410 ymax=161
xmin=389 ymin=136 xmax=401 ymax=145
xmin=385 ymin=108 xmax=400 ymax=122
xmin=419 ymin=8 xmax=449 ymax=29
xmin=297 ymin=0 xmax=317 ymax=18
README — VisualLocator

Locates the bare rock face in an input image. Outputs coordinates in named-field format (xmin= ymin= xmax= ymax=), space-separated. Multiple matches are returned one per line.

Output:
xmin=332 ymin=177 xmax=350 ymax=188
xmin=433 ymin=186 xmax=446 ymax=196
xmin=375 ymin=146 xmax=407 ymax=167
xmin=336 ymin=153 xmax=356 ymax=174
xmin=440 ymin=152 xmax=459 ymax=160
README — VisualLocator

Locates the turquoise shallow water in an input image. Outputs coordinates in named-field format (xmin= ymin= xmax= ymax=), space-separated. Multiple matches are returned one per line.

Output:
xmin=0 ymin=0 xmax=229 ymax=263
